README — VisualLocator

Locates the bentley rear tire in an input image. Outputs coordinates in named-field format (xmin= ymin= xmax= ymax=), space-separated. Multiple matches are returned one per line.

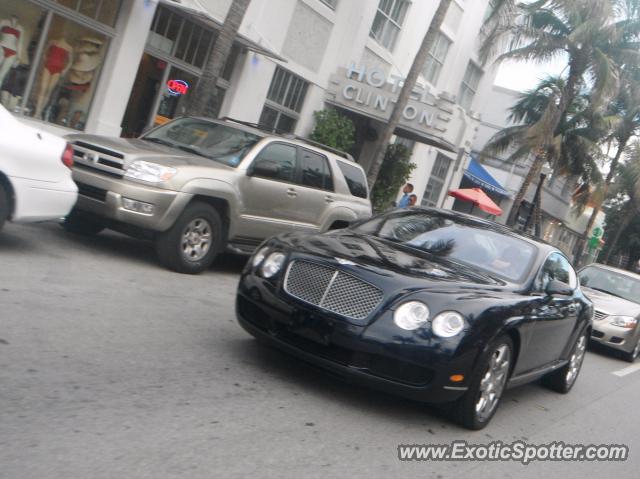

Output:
xmin=451 ymin=336 xmax=513 ymax=430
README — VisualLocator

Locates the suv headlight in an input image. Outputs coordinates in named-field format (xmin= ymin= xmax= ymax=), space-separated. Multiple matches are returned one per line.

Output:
xmin=261 ymin=252 xmax=286 ymax=278
xmin=609 ymin=316 xmax=638 ymax=329
xmin=432 ymin=311 xmax=465 ymax=338
xmin=394 ymin=301 xmax=430 ymax=331
xmin=124 ymin=161 xmax=177 ymax=183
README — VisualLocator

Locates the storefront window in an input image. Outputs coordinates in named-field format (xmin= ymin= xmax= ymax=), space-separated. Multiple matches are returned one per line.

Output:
xmin=27 ymin=14 xmax=109 ymax=130
xmin=55 ymin=0 xmax=122 ymax=27
xmin=0 ymin=1 xmax=46 ymax=113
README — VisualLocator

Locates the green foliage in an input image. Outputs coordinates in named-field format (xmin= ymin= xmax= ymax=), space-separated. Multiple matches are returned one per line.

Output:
xmin=370 ymin=144 xmax=416 ymax=213
xmin=310 ymin=109 xmax=355 ymax=153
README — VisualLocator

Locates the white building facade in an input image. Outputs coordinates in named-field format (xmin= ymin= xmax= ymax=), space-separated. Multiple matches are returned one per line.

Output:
xmin=2 ymin=0 xmax=502 ymax=210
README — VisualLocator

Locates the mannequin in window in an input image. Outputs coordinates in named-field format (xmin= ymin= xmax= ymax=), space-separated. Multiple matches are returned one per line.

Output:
xmin=54 ymin=37 xmax=102 ymax=125
xmin=0 ymin=15 xmax=26 ymax=89
xmin=35 ymin=37 xmax=73 ymax=119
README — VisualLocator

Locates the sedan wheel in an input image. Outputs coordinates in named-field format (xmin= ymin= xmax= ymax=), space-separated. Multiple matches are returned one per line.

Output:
xmin=543 ymin=330 xmax=587 ymax=393
xmin=452 ymin=336 xmax=513 ymax=430
xmin=0 ymin=182 xmax=8 ymax=231
xmin=623 ymin=340 xmax=640 ymax=363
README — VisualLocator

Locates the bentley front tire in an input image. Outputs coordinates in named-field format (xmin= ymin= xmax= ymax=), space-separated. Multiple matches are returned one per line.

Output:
xmin=543 ymin=330 xmax=587 ymax=393
xmin=451 ymin=336 xmax=513 ymax=430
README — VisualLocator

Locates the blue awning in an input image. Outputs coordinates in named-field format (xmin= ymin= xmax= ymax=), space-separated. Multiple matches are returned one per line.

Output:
xmin=463 ymin=158 xmax=510 ymax=197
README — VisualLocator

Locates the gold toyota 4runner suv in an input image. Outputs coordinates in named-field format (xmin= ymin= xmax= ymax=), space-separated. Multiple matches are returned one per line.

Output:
xmin=64 ymin=117 xmax=372 ymax=274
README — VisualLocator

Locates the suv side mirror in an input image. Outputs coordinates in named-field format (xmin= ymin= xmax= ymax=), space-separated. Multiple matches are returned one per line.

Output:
xmin=248 ymin=160 xmax=279 ymax=178
xmin=545 ymin=279 xmax=573 ymax=296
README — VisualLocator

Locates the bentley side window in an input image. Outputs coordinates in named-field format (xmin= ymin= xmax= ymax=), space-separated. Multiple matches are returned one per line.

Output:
xmin=535 ymin=252 xmax=577 ymax=292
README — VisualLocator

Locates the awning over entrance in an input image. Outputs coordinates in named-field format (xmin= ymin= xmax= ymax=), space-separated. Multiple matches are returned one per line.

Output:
xmin=160 ymin=0 xmax=287 ymax=62
xmin=463 ymin=158 xmax=510 ymax=197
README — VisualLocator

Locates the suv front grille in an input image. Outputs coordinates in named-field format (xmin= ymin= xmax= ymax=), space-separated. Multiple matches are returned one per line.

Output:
xmin=72 ymin=141 xmax=125 ymax=178
xmin=284 ymin=260 xmax=383 ymax=321
xmin=76 ymin=182 xmax=107 ymax=202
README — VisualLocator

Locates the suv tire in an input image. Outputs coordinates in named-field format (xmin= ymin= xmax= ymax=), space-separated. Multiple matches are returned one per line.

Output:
xmin=0 ymin=181 xmax=9 ymax=231
xmin=62 ymin=210 xmax=105 ymax=236
xmin=156 ymin=201 xmax=223 ymax=274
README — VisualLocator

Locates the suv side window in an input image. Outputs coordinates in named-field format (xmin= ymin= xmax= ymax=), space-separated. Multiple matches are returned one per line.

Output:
xmin=535 ymin=252 xmax=577 ymax=292
xmin=336 ymin=161 xmax=368 ymax=198
xmin=300 ymin=149 xmax=333 ymax=191
xmin=251 ymin=143 xmax=297 ymax=182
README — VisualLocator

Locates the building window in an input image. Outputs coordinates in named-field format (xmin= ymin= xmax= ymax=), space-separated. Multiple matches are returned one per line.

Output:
xmin=0 ymin=1 xmax=119 ymax=130
xmin=319 ymin=0 xmax=338 ymax=9
xmin=423 ymin=32 xmax=451 ymax=86
xmin=458 ymin=61 xmax=482 ymax=110
xmin=55 ymin=0 xmax=122 ymax=27
xmin=259 ymin=67 xmax=309 ymax=134
xmin=370 ymin=0 xmax=409 ymax=51
xmin=421 ymin=153 xmax=452 ymax=207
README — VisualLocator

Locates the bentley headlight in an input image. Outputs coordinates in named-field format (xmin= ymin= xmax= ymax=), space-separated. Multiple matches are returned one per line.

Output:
xmin=261 ymin=252 xmax=286 ymax=278
xmin=252 ymin=246 xmax=270 ymax=268
xmin=124 ymin=161 xmax=177 ymax=183
xmin=609 ymin=315 xmax=638 ymax=329
xmin=394 ymin=301 xmax=430 ymax=331
xmin=432 ymin=311 xmax=465 ymax=338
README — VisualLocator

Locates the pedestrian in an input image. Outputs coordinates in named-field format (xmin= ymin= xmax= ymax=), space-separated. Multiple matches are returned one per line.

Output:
xmin=398 ymin=183 xmax=414 ymax=207
xmin=408 ymin=194 xmax=417 ymax=206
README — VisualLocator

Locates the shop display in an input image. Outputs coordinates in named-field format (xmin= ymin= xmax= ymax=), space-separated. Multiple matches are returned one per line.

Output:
xmin=0 ymin=14 xmax=28 ymax=110
xmin=34 ymin=37 xmax=72 ymax=118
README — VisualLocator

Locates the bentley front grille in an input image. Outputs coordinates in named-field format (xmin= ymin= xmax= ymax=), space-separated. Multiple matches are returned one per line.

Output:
xmin=284 ymin=260 xmax=383 ymax=320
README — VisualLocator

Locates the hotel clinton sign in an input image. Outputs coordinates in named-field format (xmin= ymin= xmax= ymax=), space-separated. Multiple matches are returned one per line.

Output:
xmin=326 ymin=64 xmax=479 ymax=152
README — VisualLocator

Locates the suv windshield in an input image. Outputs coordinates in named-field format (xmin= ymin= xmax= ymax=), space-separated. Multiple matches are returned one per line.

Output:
xmin=142 ymin=118 xmax=261 ymax=167
xmin=353 ymin=211 xmax=537 ymax=281
xmin=578 ymin=266 xmax=640 ymax=304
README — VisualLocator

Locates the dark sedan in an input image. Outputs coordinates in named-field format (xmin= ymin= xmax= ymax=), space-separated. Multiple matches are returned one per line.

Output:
xmin=235 ymin=209 xmax=593 ymax=429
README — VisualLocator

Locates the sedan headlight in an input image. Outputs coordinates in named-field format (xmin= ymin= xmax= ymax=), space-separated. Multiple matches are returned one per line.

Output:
xmin=252 ymin=246 xmax=270 ymax=267
xmin=124 ymin=161 xmax=177 ymax=183
xmin=394 ymin=301 xmax=430 ymax=331
xmin=261 ymin=252 xmax=286 ymax=278
xmin=609 ymin=315 xmax=638 ymax=329
xmin=432 ymin=311 xmax=465 ymax=338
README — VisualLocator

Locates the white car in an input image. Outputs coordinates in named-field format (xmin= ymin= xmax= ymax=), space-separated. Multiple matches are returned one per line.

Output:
xmin=0 ymin=105 xmax=77 ymax=230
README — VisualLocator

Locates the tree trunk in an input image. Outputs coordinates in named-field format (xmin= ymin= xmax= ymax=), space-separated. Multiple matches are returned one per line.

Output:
xmin=574 ymin=136 xmax=628 ymax=266
xmin=602 ymin=205 xmax=633 ymax=264
xmin=187 ymin=0 xmax=251 ymax=117
xmin=366 ymin=0 xmax=452 ymax=188
xmin=506 ymin=153 xmax=544 ymax=226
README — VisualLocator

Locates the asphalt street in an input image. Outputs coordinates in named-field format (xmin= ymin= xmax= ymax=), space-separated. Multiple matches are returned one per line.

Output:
xmin=1 ymin=222 xmax=639 ymax=479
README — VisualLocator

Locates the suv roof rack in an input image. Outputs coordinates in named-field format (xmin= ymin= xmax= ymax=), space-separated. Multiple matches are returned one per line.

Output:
xmin=220 ymin=116 xmax=355 ymax=162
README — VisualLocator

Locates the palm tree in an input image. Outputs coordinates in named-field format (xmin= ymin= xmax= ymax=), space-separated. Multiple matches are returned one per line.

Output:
xmin=187 ymin=0 xmax=251 ymax=117
xmin=482 ymin=76 xmax=605 ymax=233
xmin=574 ymin=64 xmax=640 ymax=264
xmin=366 ymin=0 xmax=452 ymax=188
xmin=484 ymin=0 xmax=640 ymax=226
xmin=601 ymin=154 xmax=640 ymax=263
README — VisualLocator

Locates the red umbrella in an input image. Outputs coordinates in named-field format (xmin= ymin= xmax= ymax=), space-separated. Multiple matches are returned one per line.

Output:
xmin=448 ymin=187 xmax=503 ymax=216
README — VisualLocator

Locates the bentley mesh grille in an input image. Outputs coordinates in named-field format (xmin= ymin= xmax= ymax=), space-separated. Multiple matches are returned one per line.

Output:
xmin=284 ymin=260 xmax=383 ymax=320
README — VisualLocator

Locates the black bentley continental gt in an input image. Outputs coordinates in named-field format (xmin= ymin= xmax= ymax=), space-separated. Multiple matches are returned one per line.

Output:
xmin=236 ymin=208 xmax=593 ymax=429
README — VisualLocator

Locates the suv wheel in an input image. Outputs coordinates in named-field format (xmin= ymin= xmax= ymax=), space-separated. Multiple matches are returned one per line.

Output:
xmin=542 ymin=330 xmax=587 ymax=393
xmin=0 ymin=182 xmax=9 ymax=231
xmin=451 ymin=336 xmax=512 ymax=430
xmin=62 ymin=210 xmax=105 ymax=236
xmin=156 ymin=201 xmax=223 ymax=274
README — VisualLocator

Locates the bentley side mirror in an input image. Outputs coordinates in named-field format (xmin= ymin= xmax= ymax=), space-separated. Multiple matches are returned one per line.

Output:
xmin=545 ymin=279 xmax=573 ymax=296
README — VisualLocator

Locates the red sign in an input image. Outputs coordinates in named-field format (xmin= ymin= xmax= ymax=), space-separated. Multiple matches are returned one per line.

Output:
xmin=167 ymin=79 xmax=189 ymax=96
